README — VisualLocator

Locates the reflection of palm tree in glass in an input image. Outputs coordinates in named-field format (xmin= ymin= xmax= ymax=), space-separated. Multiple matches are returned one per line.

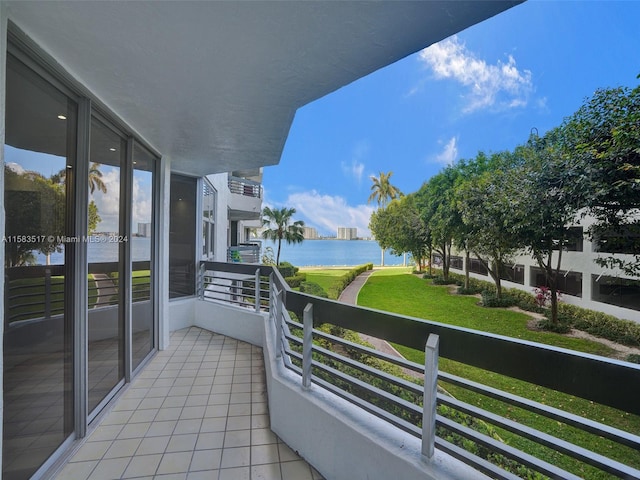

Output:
xmin=88 ymin=162 xmax=107 ymax=194
xmin=52 ymin=162 xmax=107 ymax=194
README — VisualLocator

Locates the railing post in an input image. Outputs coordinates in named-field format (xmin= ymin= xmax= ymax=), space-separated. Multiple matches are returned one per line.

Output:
xmin=302 ymin=303 xmax=313 ymax=390
xmin=268 ymin=273 xmax=274 ymax=319
xmin=255 ymin=268 xmax=261 ymax=313
xmin=422 ymin=333 xmax=439 ymax=460
xmin=275 ymin=288 xmax=283 ymax=358
xmin=198 ymin=263 xmax=206 ymax=300
xmin=44 ymin=268 xmax=52 ymax=319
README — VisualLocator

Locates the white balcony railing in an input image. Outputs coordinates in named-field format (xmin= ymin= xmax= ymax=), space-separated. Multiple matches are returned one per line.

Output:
xmin=198 ymin=261 xmax=640 ymax=480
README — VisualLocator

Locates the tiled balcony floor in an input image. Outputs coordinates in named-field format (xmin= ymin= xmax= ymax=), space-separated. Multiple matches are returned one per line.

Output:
xmin=55 ymin=327 xmax=323 ymax=480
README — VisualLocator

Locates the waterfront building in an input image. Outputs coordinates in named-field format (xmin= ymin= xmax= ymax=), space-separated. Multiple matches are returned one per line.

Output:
xmin=303 ymin=226 xmax=319 ymax=240
xmin=137 ymin=222 xmax=151 ymax=237
xmin=337 ymin=227 xmax=358 ymax=240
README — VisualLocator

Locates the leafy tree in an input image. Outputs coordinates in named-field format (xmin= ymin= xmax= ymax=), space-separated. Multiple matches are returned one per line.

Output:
xmin=4 ymin=166 xmax=65 ymax=267
xmin=260 ymin=206 xmax=305 ymax=266
xmin=369 ymin=195 xmax=430 ymax=270
xmin=505 ymin=133 xmax=585 ymax=324
xmin=457 ymin=152 xmax=522 ymax=298
xmin=88 ymin=200 xmax=101 ymax=234
xmin=415 ymin=166 xmax=463 ymax=280
xmin=559 ymin=82 xmax=640 ymax=276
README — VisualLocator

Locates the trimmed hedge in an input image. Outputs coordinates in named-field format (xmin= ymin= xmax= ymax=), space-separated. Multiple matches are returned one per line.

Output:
xmin=277 ymin=261 xmax=299 ymax=278
xmin=558 ymin=303 xmax=640 ymax=347
xmin=299 ymin=281 xmax=329 ymax=298
xmin=284 ymin=273 xmax=306 ymax=288
xmin=326 ymin=263 xmax=373 ymax=300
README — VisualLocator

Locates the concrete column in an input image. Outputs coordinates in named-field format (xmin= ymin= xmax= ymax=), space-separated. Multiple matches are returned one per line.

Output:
xmin=157 ymin=155 xmax=171 ymax=350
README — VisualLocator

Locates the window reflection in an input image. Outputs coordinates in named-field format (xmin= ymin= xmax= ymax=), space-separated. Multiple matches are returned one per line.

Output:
xmin=132 ymin=144 xmax=155 ymax=370
xmin=87 ymin=117 xmax=125 ymax=414
xmin=3 ymin=53 xmax=76 ymax=480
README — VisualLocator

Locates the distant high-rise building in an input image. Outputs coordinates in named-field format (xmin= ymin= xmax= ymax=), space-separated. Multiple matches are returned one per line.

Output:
xmin=303 ymin=227 xmax=319 ymax=240
xmin=337 ymin=227 xmax=357 ymax=240
xmin=137 ymin=222 xmax=152 ymax=237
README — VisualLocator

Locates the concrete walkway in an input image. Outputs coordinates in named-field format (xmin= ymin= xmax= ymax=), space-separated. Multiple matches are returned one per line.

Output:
xmin=337 ymin=270 xmax=413 ymax=367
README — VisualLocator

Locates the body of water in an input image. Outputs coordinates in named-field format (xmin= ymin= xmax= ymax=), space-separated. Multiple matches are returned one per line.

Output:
xmin=36 ymin=237 xmax=406 ymax=268
xmin=36 ymin=236 xmax=151 ymax=265
xmin=263 ymin=239 xmax=407 ymax=267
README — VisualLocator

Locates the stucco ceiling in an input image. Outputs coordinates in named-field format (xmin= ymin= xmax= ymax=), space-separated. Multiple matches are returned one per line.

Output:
xmin=6 ymin=1 xmax=521 ymax=176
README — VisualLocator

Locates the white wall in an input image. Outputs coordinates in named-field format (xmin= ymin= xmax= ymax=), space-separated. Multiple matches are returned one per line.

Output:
xmin=206 ymin=173 xmax=231 ymax=262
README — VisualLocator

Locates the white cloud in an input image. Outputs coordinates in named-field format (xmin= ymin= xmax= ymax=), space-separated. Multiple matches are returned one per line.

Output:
xmin=341 ymin=141 xmax=368 ymax=183
xmin=90 ymin=167 xmax=120 ymax=232
xmin=285 ymin=190 xmax=375 ymax=237
xmin=341 ymin=159 xmax=365 ymax=183
xmin=6 ymin=162 xmax=25 ymax=174
xmin=417 ymin=36 xmax=533 ymax=113
xmin=433 ymin=136 xmax=458 ymax=166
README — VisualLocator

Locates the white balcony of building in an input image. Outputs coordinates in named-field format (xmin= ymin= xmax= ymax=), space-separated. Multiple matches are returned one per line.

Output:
xmin=49 ymin=262 xmax=640 ymax=480
xmin=227 ymin=174 xmax=263 ymax=222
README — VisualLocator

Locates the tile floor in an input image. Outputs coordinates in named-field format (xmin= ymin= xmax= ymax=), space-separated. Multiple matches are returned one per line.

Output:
xmin=54 ymin=327 xmax=323 ymax=480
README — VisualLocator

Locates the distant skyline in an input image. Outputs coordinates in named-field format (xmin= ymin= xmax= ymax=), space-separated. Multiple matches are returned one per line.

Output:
xmin=262 ymin=1 xmax=640 ymax=237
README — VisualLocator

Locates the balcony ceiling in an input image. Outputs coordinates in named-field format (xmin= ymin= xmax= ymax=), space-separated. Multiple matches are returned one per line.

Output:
xmin=6 ymin=1 xmax=521 ymax=176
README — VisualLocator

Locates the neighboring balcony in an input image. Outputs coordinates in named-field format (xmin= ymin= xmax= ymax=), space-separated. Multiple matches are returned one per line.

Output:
xmin=228 ymin=243 xmax=261 ymax=264
xmin=228 ymin=175 xmax=263 ymax=221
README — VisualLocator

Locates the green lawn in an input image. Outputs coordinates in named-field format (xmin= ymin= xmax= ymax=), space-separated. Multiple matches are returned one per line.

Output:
xmin=299 ymin=268 xmax=352 ymax=293
xmin=357 ymin=269 xmax=640 ymax=479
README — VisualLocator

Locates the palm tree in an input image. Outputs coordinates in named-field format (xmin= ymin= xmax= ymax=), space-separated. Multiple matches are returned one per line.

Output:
xmin=368 ymin=171 xmax=402 ymax=266
xmin=261 ymin=206 xmax=305 ymax=266
xmin=367 ymin=171 xmax=402 ymax=208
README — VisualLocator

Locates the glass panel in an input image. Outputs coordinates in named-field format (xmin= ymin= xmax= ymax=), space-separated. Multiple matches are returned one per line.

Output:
xmin=592 ymin=275 xmax=640 ymax=311
xmin=87 ymin=118 xmax=125 ymax=413
xmin=132 ymin=144 xmax=155 ymax=370
xmin=202 ymin=181 xmax=216 ymax=260
xmin=169 ymin=175 xmax=197 ymax=298
xmin=3 ymin=53 xmax=76 ymax=479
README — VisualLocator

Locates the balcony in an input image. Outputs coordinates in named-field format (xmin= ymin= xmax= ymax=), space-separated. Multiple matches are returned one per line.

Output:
xmin=228 ymin=176 xmax=263 ymax=221
xmin=53 ymin=262 xmax=640 ymax=480
xmin=228 ymin=244 xmax=261 ymax=264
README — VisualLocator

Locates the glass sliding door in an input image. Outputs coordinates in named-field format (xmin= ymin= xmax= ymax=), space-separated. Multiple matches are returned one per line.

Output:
xmin=3 ymin=53 xmax=76 ymax=479
xmin=87 ymin=117 xmax=125 ymax=414
xmin=131 ymin=144 xmax=156 ymax=371
xmin=169 ymin=175 xmax=197 ymax=298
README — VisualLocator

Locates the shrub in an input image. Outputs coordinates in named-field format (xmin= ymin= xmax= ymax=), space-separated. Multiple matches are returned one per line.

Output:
xmin=561 ymin=303 xmax=640 ymax=346
xmin=299 ymin=281 xmax=328 ymax=298
xmin=457 ymin=286 xmax=482 ymax=295
xmin=277 ymin=261 xmax=298 ymax=278
xmin=626 ymin=354 xmax=640 ymax=364
xmin=432 ymin=276 xmax=459 ymax=286
xmin=284 ymin=273 xmax=306 ymax=288
xmin=480 ymin=291 xmax=518 ymax=308
xmin=537 ymin=313 xmax=572 ymax=334
xmin=422 ymin=273 xmax=437 ymax=279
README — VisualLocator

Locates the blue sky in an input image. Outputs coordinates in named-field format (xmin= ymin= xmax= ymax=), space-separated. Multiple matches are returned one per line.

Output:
xmin=262 ymin=1 xmax=640 ymax=238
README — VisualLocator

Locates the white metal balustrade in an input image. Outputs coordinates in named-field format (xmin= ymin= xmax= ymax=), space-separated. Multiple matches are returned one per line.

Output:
xmin=199 ymin=261 xmax=640 ymax=480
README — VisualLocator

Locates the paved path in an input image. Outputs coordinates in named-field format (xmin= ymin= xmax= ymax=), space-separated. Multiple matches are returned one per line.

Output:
xmin=338 ymin=269 xmax=417 ymax=375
